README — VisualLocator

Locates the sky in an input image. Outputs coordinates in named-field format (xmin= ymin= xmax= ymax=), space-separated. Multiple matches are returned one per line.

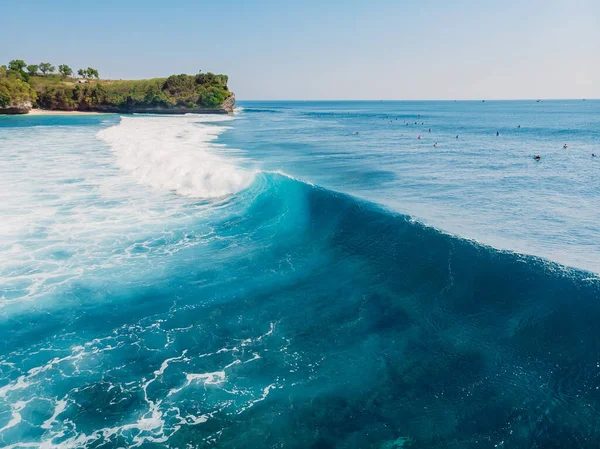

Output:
xmin=1 ymin=0 xmax=598 ymax=100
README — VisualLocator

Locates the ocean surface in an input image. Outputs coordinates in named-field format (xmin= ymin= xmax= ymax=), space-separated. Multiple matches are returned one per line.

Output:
xmin=0 ymin=100 xmax=599 ymax=448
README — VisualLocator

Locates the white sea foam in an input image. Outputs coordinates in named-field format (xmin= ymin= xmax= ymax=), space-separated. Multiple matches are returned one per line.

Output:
xmin=0 ymin=376 xmax=31 ymax=398
xmin=0 ymin=115 xmax=249 ymax=309
xmin=97 ymin=115 xmax=255 ymax=198
xmin=0 ymin=400 xmax=29 ymax=433
xmin=0 ymin=317 xmax=279 ymax=447
xmin=41 ymin=399 xmax=68 ymax=430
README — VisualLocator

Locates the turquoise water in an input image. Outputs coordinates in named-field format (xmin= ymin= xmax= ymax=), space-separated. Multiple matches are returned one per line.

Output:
xmin=0 ymin=101 xmax=599 ymax=448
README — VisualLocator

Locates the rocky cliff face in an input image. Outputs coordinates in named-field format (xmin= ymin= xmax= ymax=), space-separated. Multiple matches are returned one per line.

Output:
xmin=0 ymin=101 xmax=32 ymax=114
xmin=221 ymin=92 xmax=236 ymax=113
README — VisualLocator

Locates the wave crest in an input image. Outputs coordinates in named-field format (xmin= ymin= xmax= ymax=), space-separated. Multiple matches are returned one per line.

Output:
xmin=97 ymin=115 xmax=254 ymax=198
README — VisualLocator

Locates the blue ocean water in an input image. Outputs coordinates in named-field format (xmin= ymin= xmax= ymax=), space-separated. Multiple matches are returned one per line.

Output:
xmin=0 ymin=101 xmax=599 ymax=448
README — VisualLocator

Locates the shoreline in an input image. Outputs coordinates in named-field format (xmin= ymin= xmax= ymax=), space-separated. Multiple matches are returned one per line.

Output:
xmin=27 ymin=109 xmax=111 ymax=116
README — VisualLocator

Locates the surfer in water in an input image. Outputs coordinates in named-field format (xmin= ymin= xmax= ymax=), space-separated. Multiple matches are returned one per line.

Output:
xmin=563 ymin=144 xmax=568 ymax=149
xmin=496 ymin=131 xmax=500 ymax=136
xmin=456 ymin=135 xmax=459 ymax=139
xmin=433 ymin=142 xmax=438 ymax=147
xmin=534 ymin=155 xmax=541 ymax=161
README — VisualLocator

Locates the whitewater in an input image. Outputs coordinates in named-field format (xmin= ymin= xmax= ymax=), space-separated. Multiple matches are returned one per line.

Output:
xmin=97 ymin=115 xmax=255 ymax=198
xmin=1 ymin=101 xmax=600 ymax=449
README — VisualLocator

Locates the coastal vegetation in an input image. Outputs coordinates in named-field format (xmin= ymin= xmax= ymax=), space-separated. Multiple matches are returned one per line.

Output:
xmin=58 ymin=64 xmax=73 ymax=77
xmin=0 ymin=66 xmax=37 ymax=112
xmin=77 ymin=68 xmax=98 ymax=79
xmin=0 ymin=59 xmax=233 ymax=114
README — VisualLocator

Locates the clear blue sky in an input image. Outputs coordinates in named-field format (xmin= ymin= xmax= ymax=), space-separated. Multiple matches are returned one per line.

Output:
xmin=1 ymin=0 xmax=598 ymax=100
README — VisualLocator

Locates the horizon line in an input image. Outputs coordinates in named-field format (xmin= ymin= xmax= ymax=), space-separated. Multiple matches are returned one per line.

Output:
xmin=236 ymin=98 xmax=597 ymax=102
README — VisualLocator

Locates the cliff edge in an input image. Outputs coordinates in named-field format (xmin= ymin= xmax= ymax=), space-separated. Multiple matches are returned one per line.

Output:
xmin=1 ymin=68 xmax=235 ymax=115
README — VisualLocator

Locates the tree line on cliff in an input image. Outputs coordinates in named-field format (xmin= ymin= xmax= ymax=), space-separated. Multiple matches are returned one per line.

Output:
xmin=4 ymin=60 xmax=98 ymax=81
xmin=1 ymin=59 xmax=231 ymax=112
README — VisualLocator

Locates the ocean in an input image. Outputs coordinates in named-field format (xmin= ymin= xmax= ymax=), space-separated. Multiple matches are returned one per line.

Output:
xmin=0 ymin=100 xmax=599 ymax=448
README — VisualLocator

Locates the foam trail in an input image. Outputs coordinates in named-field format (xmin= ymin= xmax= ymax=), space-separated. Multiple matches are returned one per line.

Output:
xmin=97 ymin=115 xmax=255 ymax=198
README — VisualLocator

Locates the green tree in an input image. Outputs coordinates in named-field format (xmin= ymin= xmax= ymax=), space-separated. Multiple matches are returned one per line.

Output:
xmin=39 ymin=62 xmax=55 ymax=75
xmin=199 ymin=86 xmax=229 ymax=107
xmin=86 ymin=67 xmax=99 ymax=79
xmin=26 ymin=64 xmax=39 ymax=76
xmin=8 ymin=59 xmax=26 ymax=72
xmin=0 ymin=71 xmax=37 ymax=108
xmin=77 ymin=68 xmax=87 ymax=78
xmin=143 ymin=86 xmax=167 ymax=106
xmin=58 ymin=64 xmax=73 ymax=78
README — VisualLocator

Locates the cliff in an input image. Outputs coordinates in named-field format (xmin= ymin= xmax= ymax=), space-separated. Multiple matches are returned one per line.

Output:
xmin=0 ymin=101 xmax=32 ymax=114
xmin=0 ymin=67 xmax=37 ymax=114
xmin=72 ymin=92 xmax=235 ymax=114
xmin=0 ymin=70 xmax=235 ymax=115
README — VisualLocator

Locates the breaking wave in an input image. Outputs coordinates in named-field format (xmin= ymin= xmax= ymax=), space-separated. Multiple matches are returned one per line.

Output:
xmin=97 ymin=115 xmax=255 ymax=198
